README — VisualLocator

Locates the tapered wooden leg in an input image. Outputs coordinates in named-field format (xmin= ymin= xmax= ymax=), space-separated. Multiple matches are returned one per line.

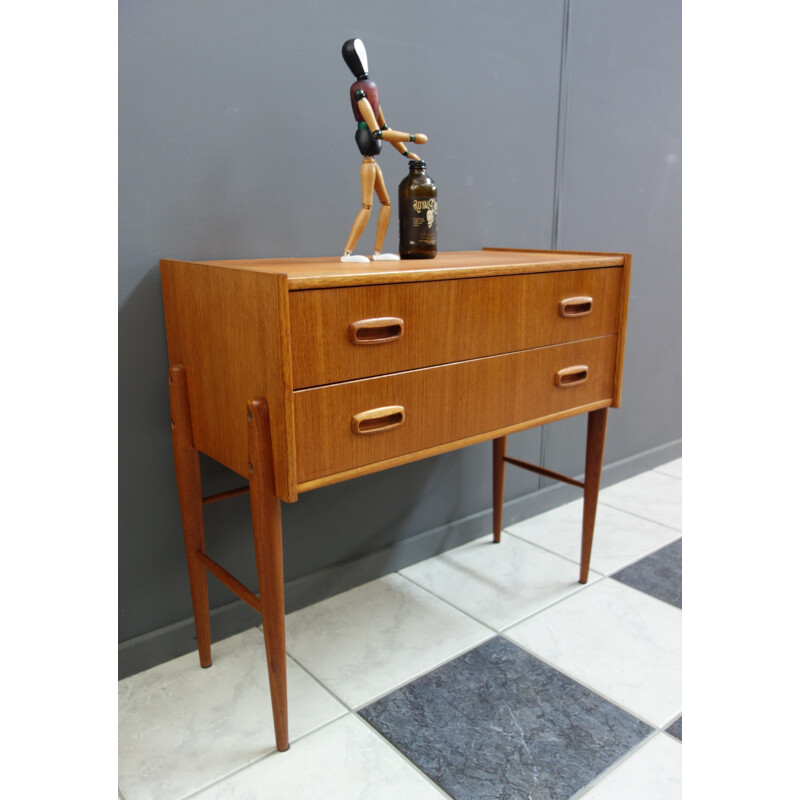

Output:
xmin=168 ymin=365 xmax=212 ymax=668
xmin=580 ymin=407 xmax=609 ymax=583
xmin=492 ymin=436 xmax=507 ymax=543
xmin=247 ymin=397 xmax=289 ymax=752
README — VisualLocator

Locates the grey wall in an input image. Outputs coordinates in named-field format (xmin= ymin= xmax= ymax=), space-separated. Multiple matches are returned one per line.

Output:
xmin=119 ymin=0 xmax=681 ymax=677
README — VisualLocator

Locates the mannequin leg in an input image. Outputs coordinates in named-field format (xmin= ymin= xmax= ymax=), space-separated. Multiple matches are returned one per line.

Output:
xmin=342 ymin=158 xmax=377 ymax=262
xmin=372 ymin=163 xmax=399 ymax=260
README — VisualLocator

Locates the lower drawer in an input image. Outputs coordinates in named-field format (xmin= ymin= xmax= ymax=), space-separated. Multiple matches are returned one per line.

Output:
xmin=293 ymin=336 xmax=617 ymax=483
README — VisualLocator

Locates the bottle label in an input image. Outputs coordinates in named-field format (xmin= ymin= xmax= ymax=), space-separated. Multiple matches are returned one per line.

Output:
xmin=402 ymin=197 xmax=438 ymax=246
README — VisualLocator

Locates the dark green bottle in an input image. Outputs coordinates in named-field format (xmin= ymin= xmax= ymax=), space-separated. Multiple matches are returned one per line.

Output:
xmin=399 ymin=160 xmax=437 ymax=259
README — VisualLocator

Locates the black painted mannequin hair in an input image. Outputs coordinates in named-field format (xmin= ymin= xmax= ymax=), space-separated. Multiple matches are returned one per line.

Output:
xmin=342 ymin=39 xmax=368 ymax=79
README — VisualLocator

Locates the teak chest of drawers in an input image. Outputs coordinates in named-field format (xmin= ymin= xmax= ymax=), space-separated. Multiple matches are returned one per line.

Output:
xmin=160 ymin=247 xmax=631 ymax=751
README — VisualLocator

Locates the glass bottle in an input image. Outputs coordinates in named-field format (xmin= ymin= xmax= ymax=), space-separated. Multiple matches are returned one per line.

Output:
xmin=399 ymin=160 xmax=437 ymax=259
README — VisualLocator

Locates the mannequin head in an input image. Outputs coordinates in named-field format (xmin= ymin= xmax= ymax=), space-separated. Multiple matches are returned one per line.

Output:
xmin=342 ymin=38 xmax=369 ymax=79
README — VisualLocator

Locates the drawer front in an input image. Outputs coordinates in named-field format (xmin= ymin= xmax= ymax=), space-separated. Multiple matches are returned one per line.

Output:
xmin=294 ymin=336 xmax=617 ymax=483
xmin=290 ymin=268 xmax=622 ymax=388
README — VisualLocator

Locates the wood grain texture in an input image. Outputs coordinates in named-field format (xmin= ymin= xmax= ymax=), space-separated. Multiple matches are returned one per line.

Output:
xmin=580 ymin=407 xmax=609 ymax=583
xmin=348 ymin=316 xmax=405 ymax=345
xmin=559 ymin=296 xmax=593 ymax=317
xmin=160 ymin=247 xmax=630 ymax=749
xmin=502 ymin=456 xmax=585 ymax=490
xmin=613 ymin=253 xmax=632 ymax=407
xmin=482 ymin=248 xmax=632 ymax=408
xmin=351 ymin=405 xmax=406 ymax=434
xmin=160 ymin=261 xmax=297 ymax=500
xmin=247 ymin=397 xmax=289 ymax=751
xmin=195 ymin=249 xmax=625 ymax=289
xmin=483 ymin=246 xmax=628 ymax=258
xmin=293 ymin=336 xmax=617 ymax=483
xmin=295 ymin=399 xmax=613 ymax=494
xmin=492 ymin=437 xmax=507 ymax=543
xmin=195 ymin=551 xmax=261 ymax=613
xmin=555 ymin=365 xmax=589 ymax=387
xmin=290 ymin=268 xmax=622 ymax=388
xmin=168 ymin=364 xmax=212 ymax=668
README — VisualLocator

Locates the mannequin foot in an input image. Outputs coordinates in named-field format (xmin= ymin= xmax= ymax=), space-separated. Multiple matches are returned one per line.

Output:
xmin=341 ymin=254 xmax=370 ymax=263
xmin=372 ymin=252 xmax=400 ymax=261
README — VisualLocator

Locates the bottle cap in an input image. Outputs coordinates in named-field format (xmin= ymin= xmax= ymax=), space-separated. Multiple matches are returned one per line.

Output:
xmin=408 ymin=160 xmax=426 ymax=169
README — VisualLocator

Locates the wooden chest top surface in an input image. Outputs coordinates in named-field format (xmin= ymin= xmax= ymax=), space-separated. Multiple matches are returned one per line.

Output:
xmin=187 ymin=249 xmax=626 ymax=289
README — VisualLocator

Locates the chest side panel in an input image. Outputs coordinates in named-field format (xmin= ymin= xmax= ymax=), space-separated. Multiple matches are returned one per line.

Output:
xmin=160 ymin=261 xmax=296 ymax=500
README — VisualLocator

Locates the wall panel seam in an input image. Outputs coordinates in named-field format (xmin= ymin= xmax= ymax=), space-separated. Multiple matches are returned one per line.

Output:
xmin=541 ymin=0 xmax=572 ymax=475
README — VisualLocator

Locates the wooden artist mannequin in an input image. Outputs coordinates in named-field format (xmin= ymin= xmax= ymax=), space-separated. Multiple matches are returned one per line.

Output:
xmin=341 ymin=38 xmax=428 ymax=262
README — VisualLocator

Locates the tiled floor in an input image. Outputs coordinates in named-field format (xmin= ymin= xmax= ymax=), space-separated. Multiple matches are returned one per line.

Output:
xmin=119 ymin=459 xmax=682 ymax=799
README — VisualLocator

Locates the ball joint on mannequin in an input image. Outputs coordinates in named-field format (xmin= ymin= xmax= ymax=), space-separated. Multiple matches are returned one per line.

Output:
xmin=340 ymin=38 xmax=428 ymax=263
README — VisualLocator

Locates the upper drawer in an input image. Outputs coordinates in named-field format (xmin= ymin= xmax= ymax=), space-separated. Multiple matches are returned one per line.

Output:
xmin=290 ymin=267 xmax=622 ymax=388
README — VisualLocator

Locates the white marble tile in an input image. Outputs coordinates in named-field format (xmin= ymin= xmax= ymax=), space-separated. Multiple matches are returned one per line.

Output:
xmin=507 ymin=499 xmax=680 ymax=575
xmin=285 ymin=573 xmax=492 ymax=708
xmin=579 ymin=734 xmax=681 ymax=799
xmin=652 ymin=458 xmax=682 ymax=480
xmin=193 ymin=715 xmax=447 ymax=800
xmin=400 ymin=533 xmax=599 ymax=630
xmin=599 ymin=470 xmax=682 ymax=531
xmin=505 ymin=579 xmax=681 ymax=727
xmin=118 ymin=628 xmax=346 ymax=800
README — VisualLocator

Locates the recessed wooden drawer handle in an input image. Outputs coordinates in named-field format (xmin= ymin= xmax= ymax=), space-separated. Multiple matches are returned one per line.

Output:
xmin=351 ymin=405 xmax=406 ymax=434
xmin=348 ymin=317 xmax=404 ymax=345
xmin=555 ymin=365 xmax=589 ymax=388
xmin=559 ymin=297 xmax=593 ymax=317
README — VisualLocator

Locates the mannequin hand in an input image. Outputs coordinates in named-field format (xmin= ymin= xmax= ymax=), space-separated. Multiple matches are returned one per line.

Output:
xmin=410 ymin=133 xmax=427 ymax=144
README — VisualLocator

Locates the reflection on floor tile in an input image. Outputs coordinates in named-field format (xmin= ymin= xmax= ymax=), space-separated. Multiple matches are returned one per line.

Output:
xmin=285 ymin=574 xmax=492 ymax=709
xmin=192 ymin=715 xmax=447 ymax=800
xmin=507 ymin=499 xmax=680 ymax=576
xmin=579 ymin=734 xmax=681 ymax=799
xmin=612 ymin=539 xmax=681 ymax=608
xmin=653 ymin=458 xmax=682 ymax=479
xmin=599 ymin=471 xmax=682 ymax=531
xmin=505 ymin=579 xmax=681 ymax=727
xmin=400 ymin=533 xmax=599 ymax=631
xmin=361 ymin=637 xmax=651 ymax=800
xmin=118 ymin=629 xmax=346 ymax=800
xmin=665 ymin=716 xmax=682 ymax=741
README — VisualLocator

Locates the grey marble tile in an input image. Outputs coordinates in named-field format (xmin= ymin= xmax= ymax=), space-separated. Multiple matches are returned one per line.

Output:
xmin=665 ymin=717 xmax=682 ymax=741
xmin=360 ymin=637 xmax=652 ymax=800
xmin=612 ymin=539 xmax=681 ymax=608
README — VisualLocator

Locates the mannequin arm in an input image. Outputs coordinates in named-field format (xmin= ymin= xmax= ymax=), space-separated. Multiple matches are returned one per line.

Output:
xmin=357 ymin=97 xmax=427 ymax=146
xmin=378 ymin=106 xmax=421 ymax=159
